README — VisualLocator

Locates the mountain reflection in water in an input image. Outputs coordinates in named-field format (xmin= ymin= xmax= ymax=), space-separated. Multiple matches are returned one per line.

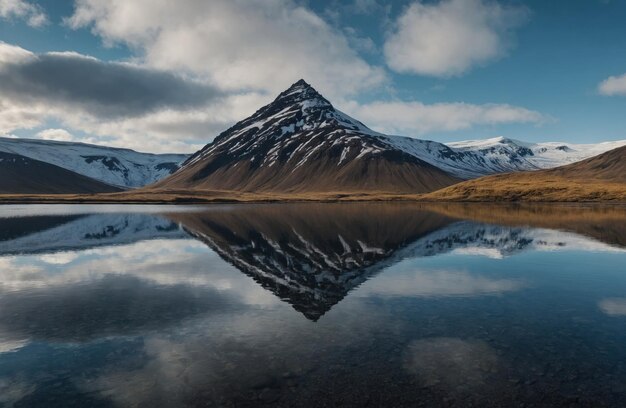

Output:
xmin=0 ymin=203 xmax=625 ymax=407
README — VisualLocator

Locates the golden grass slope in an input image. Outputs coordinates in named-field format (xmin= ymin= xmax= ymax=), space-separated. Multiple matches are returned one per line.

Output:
xmin=424 ymin=145 xmax=626 ymax=202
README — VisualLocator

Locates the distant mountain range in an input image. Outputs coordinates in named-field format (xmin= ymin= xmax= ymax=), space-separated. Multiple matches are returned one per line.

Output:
xmin=0 ymin=137 xmax=186 ymax=191
xmin=1 ymin=79 xmax=625 ymax=197
xmin=0 ymin=151 xmax=121 ymax=194
xmin=445 ymin=136 xmax=626 ymax=177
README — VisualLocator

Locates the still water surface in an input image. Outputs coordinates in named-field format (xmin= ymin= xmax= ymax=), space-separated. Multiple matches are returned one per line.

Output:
xmin=0 ymin=203 xmax=626 ymax=407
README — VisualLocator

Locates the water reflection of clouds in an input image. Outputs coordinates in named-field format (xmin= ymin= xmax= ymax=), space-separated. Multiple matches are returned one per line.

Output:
xmin=0 ymin=239 xmax=282 ymax=353
xmin=36 ymin=252 xmax=81 ymax=265
xmin=0 ymin=239 xmax=279 ymax=306
xmin=75 ymin=305 xmax=395 ymax=407
xmin=355 ymin=268 xmax=525 ymax=298
xmin=598 ymin=298 xmax=626 ymax=316
xmin=0 ymin=378 xmax=35 ymax=407
xmin=0 ymin=274 xmax=243 ymax=343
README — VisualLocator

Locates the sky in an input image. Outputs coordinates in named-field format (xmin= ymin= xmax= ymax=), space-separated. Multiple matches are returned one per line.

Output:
xmin=0 ymin=0 xmax=625 ymax=153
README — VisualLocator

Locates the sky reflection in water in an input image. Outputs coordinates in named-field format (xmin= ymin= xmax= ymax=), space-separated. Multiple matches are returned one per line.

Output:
xmin=0 ymin=203 xmax=625 ymax=407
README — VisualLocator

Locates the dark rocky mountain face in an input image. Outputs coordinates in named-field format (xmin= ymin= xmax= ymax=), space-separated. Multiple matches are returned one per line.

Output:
xmin=153 ymin=80 xmax=461 ymax=193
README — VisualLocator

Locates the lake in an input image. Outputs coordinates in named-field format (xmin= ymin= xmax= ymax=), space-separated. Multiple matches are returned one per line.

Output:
xmin=1 ymin=203 xmax=626 ymax=407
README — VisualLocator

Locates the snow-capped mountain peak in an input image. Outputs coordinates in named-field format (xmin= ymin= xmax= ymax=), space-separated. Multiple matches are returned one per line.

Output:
xmin=158 ymin=79 xmax=461 ymax=193
xmin=183 ymin=79 xmax=379 ymax=168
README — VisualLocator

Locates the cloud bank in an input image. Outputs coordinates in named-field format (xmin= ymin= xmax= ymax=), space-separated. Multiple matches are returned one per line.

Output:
xmin=0 ymin=42 xmax=242 ymax=152
xmin=342 ymin=99 xmax=546 ymax=136
xmin=0 ymin=43 xmax=220 ymax=118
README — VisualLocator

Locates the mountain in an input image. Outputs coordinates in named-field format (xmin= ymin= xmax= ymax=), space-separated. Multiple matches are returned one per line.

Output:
xmin=4 ymin=79 xmax=623 ymax=197
xmin=547 ymin=144 xmax=626 ymax=182
xmin=153 ymin=80 xmax=461 ymax=193
xmin=425 ymin=145 xmax=626 ymax=201
xmin=0 ymin=151 xmax=121 ymax=194
xmin=154 ymin=80 xmax=626 ymax=195
xmin=0 ymin=137 xmax=187 ymax=188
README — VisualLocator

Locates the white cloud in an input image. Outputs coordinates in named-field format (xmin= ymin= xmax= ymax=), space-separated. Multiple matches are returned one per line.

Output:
xmin=66 ymin=0 xmax=387 ymax=100
xmin=0 ymin=1 xmax=391 ymax=153
xmin=0 ymin=97 xmax=47 ymax=134
xmin=55 ymin=91 xmax=270 ymax=153
xmin=35 ymin=128 xmax=76 ymax=142
xmin=341 ymin=99 xmax=546 ymax=136
xmin=0 ymin=41 xmax=34 ymax=66
xmin=383 ymin=0 xmax=529 ymax=77
xmin=598 ymin=73 xmax=626 ymax=96
xmin=0 ymin=0 xmax=47 ymax=27
xmin=37 ymin=252 xmax=80 ymax=264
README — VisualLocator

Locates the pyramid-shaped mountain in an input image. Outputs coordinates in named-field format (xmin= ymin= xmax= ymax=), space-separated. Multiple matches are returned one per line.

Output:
xmin=153 ymin=80 xmax=461 ymax=193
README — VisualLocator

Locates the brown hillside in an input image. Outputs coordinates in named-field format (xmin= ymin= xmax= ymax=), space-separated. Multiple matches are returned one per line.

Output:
xmin=548 ymin=144 xmax=626 ymax=182
xmin=424 ymin=145 xmax=626 ymax=202
xmin=158 ymin=150 xmax=459 ymax=194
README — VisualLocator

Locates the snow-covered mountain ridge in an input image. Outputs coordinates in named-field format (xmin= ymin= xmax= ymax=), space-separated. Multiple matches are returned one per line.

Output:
xmin=444 ymin=136 xmax=626 ymax=176
xmin=0 ymin=137 xmax=187 ymax=188
xmin=377 ymin=134 xmax=626 ymax=179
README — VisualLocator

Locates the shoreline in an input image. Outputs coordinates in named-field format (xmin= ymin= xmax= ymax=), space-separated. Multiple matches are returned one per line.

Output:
xmin=1 ymin=190 xmax=626 ymax=205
